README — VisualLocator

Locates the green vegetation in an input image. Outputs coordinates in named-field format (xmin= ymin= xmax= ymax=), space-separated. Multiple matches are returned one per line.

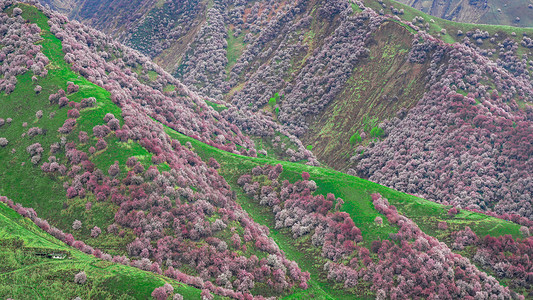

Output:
xmin=1 ymin=2 xmax=529 ymax=298
xmin=351 ymin=2 xmax=363 ymax=13
xmin=0 ymin=202 xmax=205 ymax=300
xmin=349 ymin=131 xmax=362 ymax=145
xmin=226 ymin=28 xmax=246 ymax=74
xmin=360 ymin=0 xmax=533 ymax=53
xmin=204 ymin=99 xmax=228 ymax=112
xmin=147 ymin=70 xmax=158 ymax=81
xmin=162 ymin=84 xmax=176 ymax=92
xmin=0 ymin=3 xmax=153 ymax=255
xmin=268 ymin=92 xmax=280 ymax=108
xmin=305 ymin=20 xmax=423 ymax=169
xmin=163 ymin=123 xmax=524 ymax=299
xmin=369 ymin=126 xmax=384 ymax=138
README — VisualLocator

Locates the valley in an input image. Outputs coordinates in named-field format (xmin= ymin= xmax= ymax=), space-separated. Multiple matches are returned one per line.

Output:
xmin=0 ymin=0 xmax=531 ymax=299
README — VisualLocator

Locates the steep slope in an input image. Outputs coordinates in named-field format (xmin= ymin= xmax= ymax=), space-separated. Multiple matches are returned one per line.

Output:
xmin=397 ymin=0 xmax=533 ymax=28
xmin=303 ymin=20 xmax=430 ymax=169
xmin=1 ymin=1 xmax=533 ymax=299
xmin=0 ymin=201 xmax=205 ymax=299
xmin=40 ymin=0 xmax=533 ymax=171
xmin=167 ymin=126 xmax=533 ymax=299
xmin=0 ymin=3 xmax=311 ymax=298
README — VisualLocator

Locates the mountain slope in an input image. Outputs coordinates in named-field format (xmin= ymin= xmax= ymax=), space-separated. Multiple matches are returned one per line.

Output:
xmin=396 ymin=0 xmax=533 ymax=28
xmin=1 ymin=1 xmax=533 ymax=299
xmin=0 ymin=201 xmax=205 ymax=300
xmin=40 ymin=0 xmax=533 ymax=176
xmin=166 ymin=125 xmax=532 ymax=299
xmin=0 ymin=3 xmax=311 ymax=298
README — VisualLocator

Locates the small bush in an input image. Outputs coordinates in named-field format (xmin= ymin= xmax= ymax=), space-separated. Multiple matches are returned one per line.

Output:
xmin=369 ymin=127 xmax=384 ymax=138
xmin=350 ymin=131 xmax=362 ymax=145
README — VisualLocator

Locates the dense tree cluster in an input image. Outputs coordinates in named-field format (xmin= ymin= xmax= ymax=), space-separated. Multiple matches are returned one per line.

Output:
xmin=239 ymin=164 xmax=361 ymax=263
xmin=0 ymin=3 xmax=315 ymax=297
xmin=450 ymin=226 xmax=533 ymax=295
xmin=237 ymin=165 xmax=516 ymax=298
xmin=356 ymin=194 xmax=516 ymax=299
xmin=43 ymin=99 xmax=308 ymax=295
xmin=494 ymin=38 xmax=531 ymax=78
xmin=127 ymin=0 xmax=205 ymax=57
xmin=179 ymin=1 xmax=228 ymax=100
xmin=221 ymin=107 xmax=318 ymax=164
xmin=46 ymin=9 xmax=259 ymax=157
xmin=1 ymin=195 xmax=276 ymax=299
xmin=228 ymin=0 xmax=313 ymax=110
xmin=231 ymin=3 xmax=383 ymax=136
xmin=0 ymin=6 xmax=48 ymax=93
xmin=357 ymin=34 xmax=533 ymax=219
xmin=49 ymin=7 xmax=317 ymax=163
xmin=522 ymin=36 xmax=533 ymax=49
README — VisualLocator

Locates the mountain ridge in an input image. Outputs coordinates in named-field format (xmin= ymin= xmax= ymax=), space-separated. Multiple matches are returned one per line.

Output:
xmin=396 ymin=0 xmax=533 ymax=28
xmin=0 ymin=0 xmax=532 ymax=299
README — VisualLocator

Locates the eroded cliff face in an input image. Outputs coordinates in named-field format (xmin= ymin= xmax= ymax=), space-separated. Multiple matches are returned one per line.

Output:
xmin=397 ymin=0 xmax=533 ymax=27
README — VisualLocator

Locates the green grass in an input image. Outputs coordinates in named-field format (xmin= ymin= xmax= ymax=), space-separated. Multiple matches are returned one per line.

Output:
xmin=361 ymin=0 xmax=533 ymax=54
xmin=0 ymin=7 xmax=308 ymax=298
xmin=204 ymin=99 xmax=228 ymax=112
xmin=0 ymin=3 xmax=152 ymax=255
xmin=369 ymin=126 xmax=384 ymax=138
xmin=167 ymin=127 xmax=523 ymax=240
xmin=268 ymin=92 xmax=280 ymax=108
xmin=1 ymin=2 xmax=528 ymax=298
xmin=163 ymin=84 xmax=176 ymax=92
xmin=163 ymin=124 xmax=524 ymax=299
xmin=0 ymin=202 xmax=206 ymax=300
xmin=226 ymin=28 xmax=246 ymax=74
xmin=349 ymin=131 xmax=362 ymax=145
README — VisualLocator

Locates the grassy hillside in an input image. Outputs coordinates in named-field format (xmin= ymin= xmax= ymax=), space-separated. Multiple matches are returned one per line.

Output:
xmin=0 ymin=202 xmax=205 ymax=299
xmin=1 ymin=1 xmax=531 ymax=299
xmin=165 ymin=126 xmax=523 ymax=241
xmin=363 ymin=0 xmax=533 ymax=51
xmin=164 ymin=124 xmax=525 ymax=299
xmin=0 ymin=4 xmax=313 ymax=299
xmin=40 ymin=0 xmax=533 ymax=170
xmin=0 ymin=4 xmax=151 ymax=255
xmin=303 ymin=20 xmax=429 ymax=169
xmin=396 ymin=0 xmax=533 ymax=28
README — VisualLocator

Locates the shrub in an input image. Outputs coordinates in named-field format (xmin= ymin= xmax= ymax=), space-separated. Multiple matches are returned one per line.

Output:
xmin=369 ymin=126 xmax=384 ymax=138
xmin=72 ymin=220 xmax=82 ymax=230
xmin=74 ymin=271 xmax=87 ymax=284
xmin=448 ymin=207 xmax=459 ymax=217
xmin=437 ymin=221 xmax=448 ymax=230
xmin=0 ymin=138 xmax=8 ymax=147
xmin=349 ymin=131 xmax=362 ymax=145
xmin=91 ymin=226 xmax=101 ymax=238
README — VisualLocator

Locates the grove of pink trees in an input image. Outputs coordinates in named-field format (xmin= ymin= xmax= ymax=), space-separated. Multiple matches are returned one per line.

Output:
xmin=238 ymin=164 xmax=517 ymax=298
xmin=0 ymin=2 xmax=312 ymax=297
xmin=357 ymin=33 xmax=533 ymax=219
xmin=0 ymin=5 xmax=48 ymax=93
xmin=451 ymin=226 xmax=533 ymax=295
